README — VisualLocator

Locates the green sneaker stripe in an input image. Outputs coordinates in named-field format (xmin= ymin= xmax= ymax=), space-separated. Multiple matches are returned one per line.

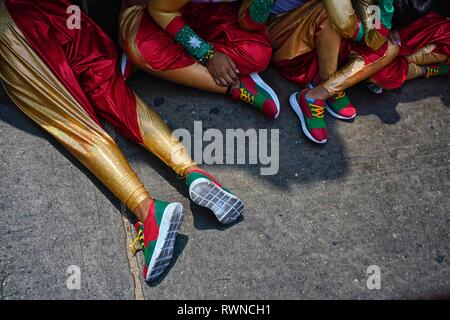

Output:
xmin=186 ymin=171 xmax=233 ymax=195
xmin=154 ymin=200 xmax=168 ymax=226
xmin=328 ymin=95 xmax=351 ymax=112
xmin=254 ymin=88 xmax=270 ymax=111
xmin=305 ymin=116 xmax=326 ymax=130
xmin=186 ymin=171 xmax=211 ymax=188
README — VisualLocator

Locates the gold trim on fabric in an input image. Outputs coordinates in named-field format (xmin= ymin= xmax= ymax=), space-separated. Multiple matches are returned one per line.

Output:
xmin=119 ymin=4 xmax=156 ymax=72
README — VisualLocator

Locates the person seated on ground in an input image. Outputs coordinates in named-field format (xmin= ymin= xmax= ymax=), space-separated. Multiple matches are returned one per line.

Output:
xmin=366 ymin=0 xmax=449 ymax=91
xmin=0 ymin=0 xmax=244 ymax=284
xmin=266 ymin=0 xmax=400 ymax=144
xmin=119 ymin=0 xmax=280 ymax=119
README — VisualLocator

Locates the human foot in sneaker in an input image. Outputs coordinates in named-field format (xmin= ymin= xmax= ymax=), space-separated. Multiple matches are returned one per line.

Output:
xmin=186 ymin=169 xmax=244 ymax=225
xmin=230 ymin=72 xmax=280 ymax=119
xmin=366 ymin=82 xmax=383 ymax=94
xmin=289 ymin=88 xmax=328 ymax=144
xmin=130 ymin=200 xmax=184 ymax=284
xmin=326 ymin=91 xmax=357 ymax=120
xmin=424 ymin=64 xmax=450 ymax=78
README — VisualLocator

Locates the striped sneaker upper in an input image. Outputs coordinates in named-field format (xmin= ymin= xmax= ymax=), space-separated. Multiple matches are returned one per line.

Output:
xmin=231 ymin=75 xmax=279 ymax=119
xmin=133 ymin=200 xmax=170 ymax=277
xmin=186 ymin=169 xmax=237 ymax=195
xmin=326 ymin=91 xmax=357 ymax=118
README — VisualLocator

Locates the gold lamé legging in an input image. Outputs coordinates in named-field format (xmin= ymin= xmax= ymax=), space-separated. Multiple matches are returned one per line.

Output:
xmin=366 ymin=44 xmax=450 ymax=86
xmin=320 ymin=41 xmax=400 ymax=96
xmin=0 ymin=6 xmax=195 ymax=213
xmin=405 ymin=44 xmax=449 ymax=80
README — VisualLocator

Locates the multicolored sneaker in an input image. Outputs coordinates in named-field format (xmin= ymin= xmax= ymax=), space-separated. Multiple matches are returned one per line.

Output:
xmin=231 ymin=72 xmax=280 ymax=119
xmin=186 ymin=169 xmax=244 ymax=225
xmin=366 ymin=82 xmax=383 ymax=94
xmin=424 ymin=64 xmax=450 ymax=78
xmin=325 ymin=91 xmax=357 ymax=120
xmin=130 ymin=200 xmax=184 ymax=283
xmin=289 ymin=88 xmax=328 ymax=144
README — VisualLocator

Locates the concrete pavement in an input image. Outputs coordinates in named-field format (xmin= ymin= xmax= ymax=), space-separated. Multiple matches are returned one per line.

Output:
xmin=0 ymin=69 xmax=449 ymax=299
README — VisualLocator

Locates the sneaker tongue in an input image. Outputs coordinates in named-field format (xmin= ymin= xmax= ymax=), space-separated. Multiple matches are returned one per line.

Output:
xmin=306 ymin=96 xmax=325 ymax=107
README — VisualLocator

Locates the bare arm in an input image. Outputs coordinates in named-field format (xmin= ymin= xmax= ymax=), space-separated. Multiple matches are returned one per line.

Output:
xmin=147 ymin=0 xmax=213 ymax=64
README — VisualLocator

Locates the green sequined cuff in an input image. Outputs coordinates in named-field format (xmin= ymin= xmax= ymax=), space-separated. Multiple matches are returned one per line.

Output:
xmin=199 ymin=47 xmax=215 ymax=66
xmin=174 ymin=25 xmax=213 ymax=62
xmin=249 ymin=0 xmax=276 ymax=24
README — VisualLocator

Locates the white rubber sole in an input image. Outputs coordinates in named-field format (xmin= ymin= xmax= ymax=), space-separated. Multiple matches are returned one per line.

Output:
xmin=146 ymin=202 xmax=184 ymax=283
xmin=189 ymin=178 xmax=244 ymax=225
xmin=325 ymin=105 xmax=356 ymax=120
xmin=250 ymin=72 xmax=281 ymax=118
xmin=366 ymin=82 xmax=383 ymax=94
xmin=289 ymin=92 xmax=327 ymax=144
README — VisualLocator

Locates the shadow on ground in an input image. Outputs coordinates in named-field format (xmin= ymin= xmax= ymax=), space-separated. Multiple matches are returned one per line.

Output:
xmin=1 ymin=66 xmax=449 ymax=299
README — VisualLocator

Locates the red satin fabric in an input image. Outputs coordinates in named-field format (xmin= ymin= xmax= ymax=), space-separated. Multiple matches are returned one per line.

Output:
xmin=373 ymin=12 xmax=450 ymax=89
xmin=134 ymin=2 xmax=272 ymax=74
xmin=273 ymin=39 xmax=389 ymax=87
xmin=5 ymin=0 xmax=144 ymax=143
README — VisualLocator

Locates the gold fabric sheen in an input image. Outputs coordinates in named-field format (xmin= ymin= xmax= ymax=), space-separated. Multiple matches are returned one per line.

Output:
xmin=321 ymin=40 xmax=399 ymax=95
xmin=0 ymin=3 xmax=150 ymax=212
xmin=406 ymin=63 xmax=425 ymax=80
xmin=268 ymin=1 xmax=399 ymax=96
xmin=268 ymin=0 xmax=335 ymax=63
xmin=135 ymin=95 xmax=196 ymax=175
xmin=406 ymin=44 xmax=449 ymax=65
xmin=321 ymin=0 xmax=357 ymax=38
xmin=119 ymin=4 xmax=151 ymax=70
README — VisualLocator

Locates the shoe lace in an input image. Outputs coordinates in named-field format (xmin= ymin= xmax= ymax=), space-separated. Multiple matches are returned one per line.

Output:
xmin=239 ymin=88 xmax=255 ymax=105
xmin=309 ymin=102 xmax=325 ymax=118
xmin=335 ymin=91 xmax=346 ymax=100
xmin=130 ymin=228 xmax=144 ymax=255
xmin=426 ymin=67 xmax=439 ymax=78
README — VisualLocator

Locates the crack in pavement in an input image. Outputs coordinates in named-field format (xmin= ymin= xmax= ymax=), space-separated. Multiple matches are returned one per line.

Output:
xmin=121 ymin=203 xmax=145 ymax=300
xmin=104 ymin=122 xmax=144 ymax=300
